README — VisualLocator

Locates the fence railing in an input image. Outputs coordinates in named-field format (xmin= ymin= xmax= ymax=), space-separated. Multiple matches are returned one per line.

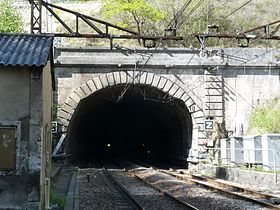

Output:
xmin=204 ymin=148 xmax=278 ymax=183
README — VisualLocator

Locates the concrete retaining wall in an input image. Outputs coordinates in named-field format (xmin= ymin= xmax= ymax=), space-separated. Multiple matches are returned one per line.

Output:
xmin=190 ymin=163 xmax=280 ymax=191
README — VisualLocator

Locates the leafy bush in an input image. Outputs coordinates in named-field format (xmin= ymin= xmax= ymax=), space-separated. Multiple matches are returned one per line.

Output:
xmin=0 ymin=0 xmax=23 ymax=32
xmin=249 ymin=98 xmax=280 ymax=134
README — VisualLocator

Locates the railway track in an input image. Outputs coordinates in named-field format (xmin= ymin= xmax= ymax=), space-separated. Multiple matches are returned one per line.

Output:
xmin=159 ymin=169 xmax=280 ymax=210
xmin=128 ymin=159 xmax=280 ymax=209
xmin=79 ymin=167 xmax=144 ymax=209
xmin=78 ymin=161 xmax=198 ymax=209
xmin=130 ymin=171 xmax=198 ymax=210
xmin=78 ymin=158 xmax=280 ymax=209
xmin=102 ymin=168 xmax=144 ymax=210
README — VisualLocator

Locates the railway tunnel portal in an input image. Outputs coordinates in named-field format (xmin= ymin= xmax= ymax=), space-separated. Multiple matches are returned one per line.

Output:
xmin=58 ymin=70 xmax=205 ymax=166
xmin=55 ymin=47 xmax=280 ymax=166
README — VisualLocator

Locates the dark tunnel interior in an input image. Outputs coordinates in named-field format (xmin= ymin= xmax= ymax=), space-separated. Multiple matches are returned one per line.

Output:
xmin=65 ymin=84 xmax=193 ymax=166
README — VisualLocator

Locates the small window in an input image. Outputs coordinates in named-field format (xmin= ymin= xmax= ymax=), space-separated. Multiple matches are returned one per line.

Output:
xmin=0 ymin=127 xmax=15 ymax=170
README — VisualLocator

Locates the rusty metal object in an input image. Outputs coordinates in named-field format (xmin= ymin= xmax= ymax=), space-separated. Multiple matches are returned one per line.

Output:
xmin=29 ymin=1 xmax=183 ymax=48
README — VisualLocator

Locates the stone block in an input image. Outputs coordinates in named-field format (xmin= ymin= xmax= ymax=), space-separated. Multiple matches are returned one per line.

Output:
xmin=58 ymin=110 xmax=71 ymax=121
xmin=125 ymin=71 xmax=134 ymax=83
xmin=93 ymin=77 xmax=103 ymax=90
xmin=151 ymin=74 xmax=160 ymax=88
xmin=169 ymin=85 xmax=180 ymax=96
xmin=86 ymin=79 xmax=97 ymax=92
xmin=99 ymin=75 xmax=109 ymax=88
xmin=113 ymin=71 xmax=121 ymax=84
xmin=145 ymin=73 xmax=154 ymax=85
xmin=69 ymin=92 xmax=81 ymax=104
xmin=62 ymin=104 xmax=74 ymax=115
xmin=119 ymin=71 xmax=127 ymax=84
xmin=162 ymin=80 xmax=173 ymax=93
xmin=158 ymin=77 xmax=167 ymax=89
xmin=75 ymin=88 xmax=86 ymax=99
xmin=80 ymin=84 xmax=91 ymax=96
xmin=107 ymin=73 xmax=115 ymax=86
xmin=65 ymin=98 xmax=78 ymax=109
xmin=139 ymin=71 xmax=148 ymax=84
xmin=174 ymin=88 xmax=185 ymax=99
xmin=181 ymin=93 xmax=190 ymax=103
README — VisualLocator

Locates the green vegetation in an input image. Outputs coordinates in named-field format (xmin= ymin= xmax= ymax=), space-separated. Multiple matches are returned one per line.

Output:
xmin=50 ymin=191 xmax=67 ymax=209
xmin=0 ymin=0 xmax=23 ymax=32
xmin=101 ymin=0 xmax=165 ymax=35
xmin=249 ymin=98 xmax=280 ymax=134
xmin=52 ymin=104 xmax=59 ymax=121
xmin=48 ymin=0 xmax=280 ymax=48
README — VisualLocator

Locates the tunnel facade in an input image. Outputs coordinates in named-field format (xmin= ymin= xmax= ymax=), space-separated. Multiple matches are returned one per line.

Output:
xmin=58 ymin=71 xmax=205 ymax=164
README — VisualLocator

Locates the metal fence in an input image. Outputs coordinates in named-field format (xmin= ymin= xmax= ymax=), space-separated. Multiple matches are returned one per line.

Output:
xmin=205 ymin=148 xmax=278 ymax=183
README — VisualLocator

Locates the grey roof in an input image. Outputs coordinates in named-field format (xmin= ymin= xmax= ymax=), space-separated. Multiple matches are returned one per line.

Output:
xmin=0 ymin=34 xmax=53 ymax=67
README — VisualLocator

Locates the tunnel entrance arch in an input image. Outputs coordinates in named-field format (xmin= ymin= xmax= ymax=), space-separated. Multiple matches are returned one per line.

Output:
xmin=57 ymin=71 xmax=205 ymax=165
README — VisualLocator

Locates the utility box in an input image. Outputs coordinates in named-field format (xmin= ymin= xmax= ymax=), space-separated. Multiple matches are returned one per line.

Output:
xmin=262 ymin=134 xmax=280 ymax=170
xmin=230 ymin=137 xmax=244 ymax=165
xmin=243 ymin=135 xmax=262 ymax=164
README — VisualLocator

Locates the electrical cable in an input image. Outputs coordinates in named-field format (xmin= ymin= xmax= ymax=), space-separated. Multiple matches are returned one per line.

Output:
xmin=167 ymin=0 xmax=193 ymax=29
xmin=177 ymin=0 xmax=206 ymax=29
xmin=223 ymin=0 xmax=254 ymax=20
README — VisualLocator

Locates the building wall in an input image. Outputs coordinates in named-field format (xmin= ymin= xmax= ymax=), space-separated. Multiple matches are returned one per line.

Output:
xmin=0 ymin=64 xmax=53 ymax=210
xmin=0 ymin=67 xmax=30 ymax=209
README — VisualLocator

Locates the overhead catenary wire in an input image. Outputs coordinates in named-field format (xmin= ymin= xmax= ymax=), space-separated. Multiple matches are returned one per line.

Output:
xmin=177 ymin=0 xmax=206 ymax=30
xmin=223 ymin=0 xmax=254 ymax=20
xmin=167 ymin=0 xmax=193 ymax=29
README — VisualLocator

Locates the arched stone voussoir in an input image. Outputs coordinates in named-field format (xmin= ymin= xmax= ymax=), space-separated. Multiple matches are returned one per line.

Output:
xmin=173 ymin=87 xmax=185 ymax=99
xmin=65 ymin=97 xmax=78 ymax=109
xmin=76 ymin=87 xmax=88 ymax=99
xmin=162 ymin=79 xmax=175 ymax=94
xmin=58 ymin=110 xmax=72 ymax=122
xmin=125 ymin=71 xmax=137 ymax=84
xmin=151 ymin=74 xmax=161 ymax=88
xmin=112 ymin=71 xmax=121 ymax=84
xmin=92 ymin=76 xmax=103 ymax=90
xmin=57 ymin=117 xmax=69 ymax=127
xmin=119 ymin=71 xmax=128 ymax=84
xmin=169 ymin=84 xmax=181 ymax=97
xmin=58 ymin=70 xmax=205 ymax=130
xmin=80 ymin=83 xmax=92 ymax=97
xmin=86 ymin=79 xmax=97 ymax=93
xmin=69 ymin=91 xmax=82 ymax=104
xmin=139 ymin=71 xmax=148 ymax=84
xmin=106 ymin=72 xmax=116 ymax=86
xmin=99 ymin=74 xmax=110 ymax=88
xmin=61 ymin=103 xmax=75 ymax=115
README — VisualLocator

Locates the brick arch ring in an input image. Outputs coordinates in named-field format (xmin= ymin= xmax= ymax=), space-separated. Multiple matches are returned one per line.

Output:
xmin=57 ymin=70 xmax=205 ymax=131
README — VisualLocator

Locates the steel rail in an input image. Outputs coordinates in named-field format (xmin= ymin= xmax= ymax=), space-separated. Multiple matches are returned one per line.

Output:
xmin=102 ymin=168 xmax=145 ymax=210
xmin=159 ymin=170 xmax=280 ymax=210
xmin=131 ymin=172 xmax=199 ymax=210
xmin=190 ymin=174 xmax=278 ymax=200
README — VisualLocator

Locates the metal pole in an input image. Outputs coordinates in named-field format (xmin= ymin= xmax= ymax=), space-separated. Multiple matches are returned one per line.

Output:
xmin=273 ymin=149 xmax=277 ymax=183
